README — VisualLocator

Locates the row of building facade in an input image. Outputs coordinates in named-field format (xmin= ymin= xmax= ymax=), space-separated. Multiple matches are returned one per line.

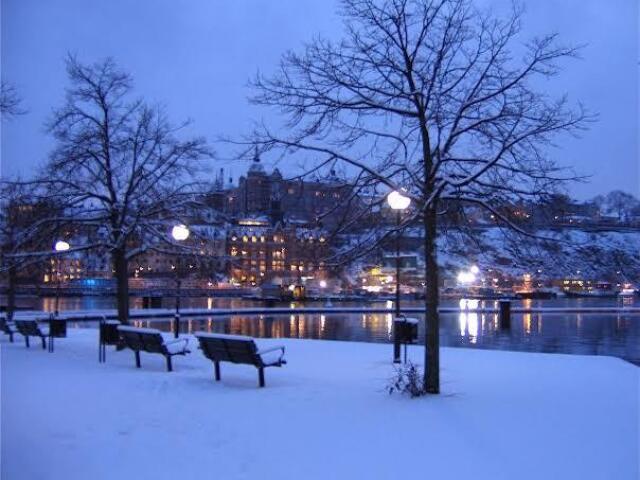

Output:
xmin=4 ymin=156 xmax=639 ymax=294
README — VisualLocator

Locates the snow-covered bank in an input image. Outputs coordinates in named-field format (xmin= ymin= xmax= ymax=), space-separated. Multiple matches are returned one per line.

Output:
xmin=1 ymin=331 xmax=638 ymax=480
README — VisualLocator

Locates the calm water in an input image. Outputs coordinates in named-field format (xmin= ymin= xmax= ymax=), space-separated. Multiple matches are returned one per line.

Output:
xmin=7 ymin=294 xmax=640 ymax=365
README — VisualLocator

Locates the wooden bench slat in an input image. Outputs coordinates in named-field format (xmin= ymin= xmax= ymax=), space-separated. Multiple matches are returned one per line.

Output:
xmin=117 ymin=326 xmax=190 ymax=372
xmin=14 ymin=320 xmax=49 ymax=350
xmin=194 ymin=332 xmax=285 ymax=387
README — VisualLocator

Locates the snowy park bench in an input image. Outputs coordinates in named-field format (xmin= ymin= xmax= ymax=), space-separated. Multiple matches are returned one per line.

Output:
xmin=194 ymin=332 xmax=286 ymax=388
xmin=14 ymin=319 xmax=50 ymax=350
xmin=0 ymin=317 xmax=18 ymax=343
xmin=117 ymin=326 xmax=190 ymax=372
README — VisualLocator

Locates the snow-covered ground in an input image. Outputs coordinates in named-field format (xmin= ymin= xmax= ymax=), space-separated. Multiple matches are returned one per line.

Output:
xmin=1 ymin=330 xmax=638 ymax=480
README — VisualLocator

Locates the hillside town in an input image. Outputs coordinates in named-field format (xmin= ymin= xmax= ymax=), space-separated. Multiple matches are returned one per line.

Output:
xmin=4 ymin=154 xmax=638 ymax=301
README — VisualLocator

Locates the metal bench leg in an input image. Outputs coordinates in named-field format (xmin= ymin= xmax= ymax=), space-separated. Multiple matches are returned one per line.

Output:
xmin=8 ymin=332 xmax=13 ymax=343
xmin=166 ymin=355 xmax=173 ymax=372
xmin=135 ymin=350 xmax=141 ymax=368
xmin=41 ymin=336 xmax=47 ymax=350
xmin=214 ymin=362 xmax=221 ymax=381
xmin=25 ymin=336 xmax=30 ymax=348
xmin=48 ymin=335 xmax=54 ymax=353
xmin=258 ymin=367 xmax=265 ymax=388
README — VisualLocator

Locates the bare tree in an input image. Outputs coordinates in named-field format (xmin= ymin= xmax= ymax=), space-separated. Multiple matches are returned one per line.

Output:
xmin=42 ymin=56 xmax=211 ymax=323
xmin=0 ymin=81 xmax=24 ymax=117
xmin=248 ymin=0 xmax=591 ymax=393
xmin=0 ymin=181 xmax=56 ymax=319
xmin=600 ymin=191 xmax=639 ymax=222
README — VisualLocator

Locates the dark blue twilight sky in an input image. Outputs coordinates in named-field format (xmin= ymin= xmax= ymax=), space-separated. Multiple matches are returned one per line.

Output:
xmin=1 ymin=0 xmax=638 ymax=199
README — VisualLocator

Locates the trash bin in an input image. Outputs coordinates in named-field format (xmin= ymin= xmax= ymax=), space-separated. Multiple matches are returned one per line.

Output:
xmin=98 ymin=320 xmax=121 ymax=363
xmin=394 ymin=316 xmax=418 ymax=344
xmin=100 ymin=320 xmax=120 ymax=345
xmin=393 ymin=316 xmax=419 ymax=363
xmin=48 ymin=318 xmax=67 ymax=338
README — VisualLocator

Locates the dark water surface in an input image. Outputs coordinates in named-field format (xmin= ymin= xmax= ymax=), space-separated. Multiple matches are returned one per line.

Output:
xmin=8 ymin=294 xmax=640 ymax=365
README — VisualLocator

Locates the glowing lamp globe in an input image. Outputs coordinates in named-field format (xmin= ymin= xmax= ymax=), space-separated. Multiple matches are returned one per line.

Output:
xmin=387 ymin=190 xmax=411 ymax=210
xmin=54 ymin=240 xmax=70 ymax=252
xmin=172 ymin=224 xmax=190 ymax=242
xmin=319 ymin=280 xmax=327 ymax=288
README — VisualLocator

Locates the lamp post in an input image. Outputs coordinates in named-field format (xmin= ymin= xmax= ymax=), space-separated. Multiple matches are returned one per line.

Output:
xmin=53 ymin=240 xmax=70 ymax=318
xmin=387 ymin=190 xmax=411 ymax=363
xmin=171 ymin=224 xmax=190 ymax=338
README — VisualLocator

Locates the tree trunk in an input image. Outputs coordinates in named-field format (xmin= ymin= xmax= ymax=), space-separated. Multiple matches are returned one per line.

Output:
xmin=423 ymin=206 xmax=440 ymax=394
xmin=7 ymin=264 xmax=17 ymax=320
xmin=113 ymin=248 xmax=129 ymax=324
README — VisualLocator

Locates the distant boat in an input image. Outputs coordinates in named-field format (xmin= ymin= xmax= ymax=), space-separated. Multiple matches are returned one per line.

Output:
xmin=565 ymin=281 xmax=620 ymax=298
xmin=565 ymin=289 xmax=618 ymax=299
xmin=619 ymin=285 xmax=637 ymax=297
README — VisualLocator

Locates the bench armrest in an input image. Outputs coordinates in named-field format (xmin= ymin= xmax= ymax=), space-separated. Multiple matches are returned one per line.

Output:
xmin=257 ymin=345 xmax=285 ymax=356
xmin=257 ymin=345 xmax=286 ymax=365
xmin=163 ymin=337 xmax=189 ymax=354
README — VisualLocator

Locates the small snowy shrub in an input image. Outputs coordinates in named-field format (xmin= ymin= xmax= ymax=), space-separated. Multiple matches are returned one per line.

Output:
xmin=387 ymin=361 xmax=426 ymax=398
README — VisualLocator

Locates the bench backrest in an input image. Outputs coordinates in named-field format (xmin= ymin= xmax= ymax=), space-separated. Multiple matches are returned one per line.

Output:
xmin=118 ymin=327 xmax=165 ymax=354
xmin=195 ymin=334 xmax=260 ymax=366
xmin=15 ymin=320 xmax=43 ymax=336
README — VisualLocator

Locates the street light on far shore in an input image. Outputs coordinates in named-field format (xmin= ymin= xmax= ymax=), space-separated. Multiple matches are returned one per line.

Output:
xmin=387 ymin=190 xmax=411 ymax=364
xmin=54 ymin=240 xmax=70 ymax=252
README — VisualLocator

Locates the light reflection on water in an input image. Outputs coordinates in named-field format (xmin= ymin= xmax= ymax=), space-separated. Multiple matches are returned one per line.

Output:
xmin=8 ymin=295 xmax=640 ymax=365
xmin=124 ymin=309 xmax=640 ymax=366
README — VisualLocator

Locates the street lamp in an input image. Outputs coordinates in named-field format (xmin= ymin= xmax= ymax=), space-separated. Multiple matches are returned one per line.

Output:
xmin=171 ymin=224 xmax=190 ymax=338
xmin=387 ymin=190 xmax=411 ymax=363
xmin=172 ymin=224 xmax=190 ymax=241
xmin=53 ymin=240 xmax=70 ymax=317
